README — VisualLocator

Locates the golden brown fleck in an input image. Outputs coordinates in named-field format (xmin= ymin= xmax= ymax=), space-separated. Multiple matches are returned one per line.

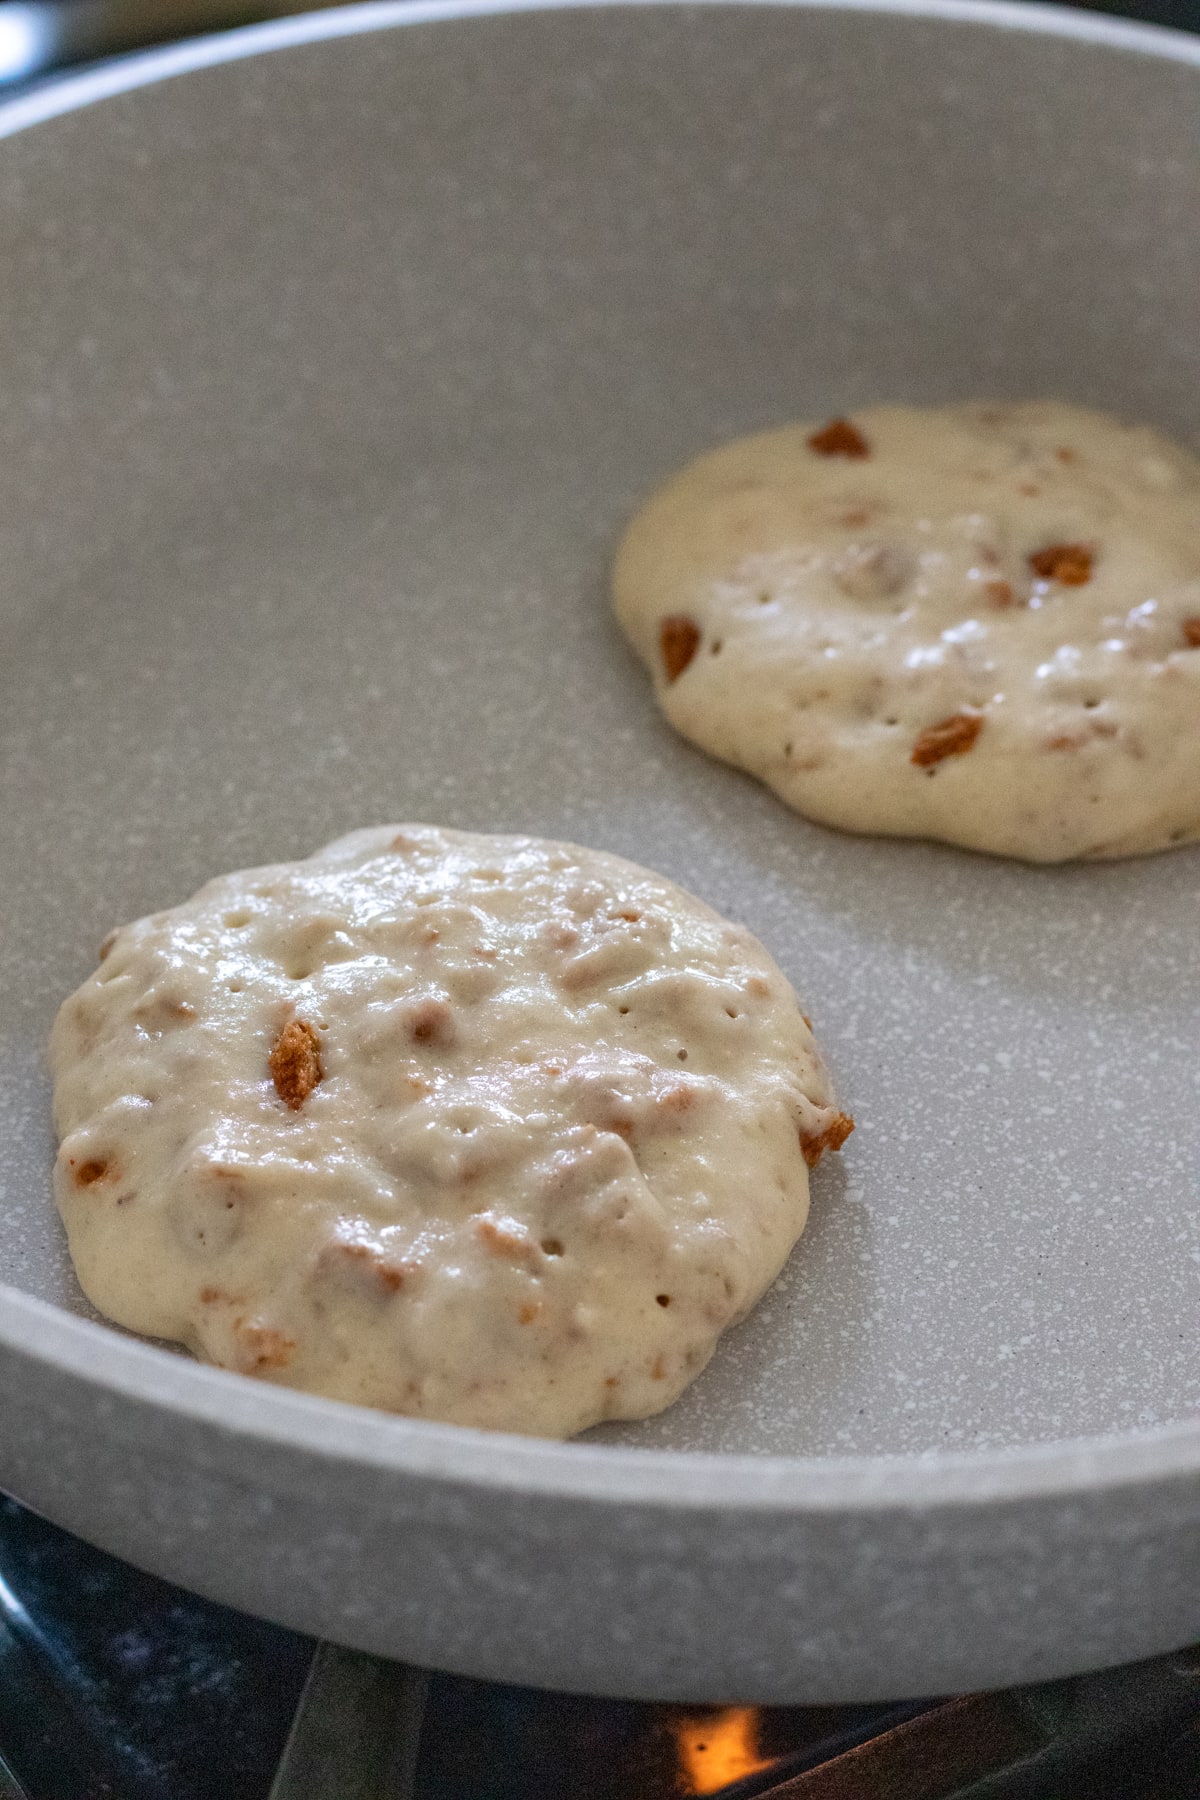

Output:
xmin=73 ymin=1157 xmax=112 ymax=1187
xmin=1182 ymin=617 xmax=1200 ymax=648
xmin=1047 ymin=732 xmax=1085 ymax=751
xmin=800 ymin=1111 xmax=855 ymax=1169
xmin=199 ymin=1285 xmax=224 ymax=1304
xmin=656 ymin=1293 xmax=671 ymax=1308
xmin=477 ymin=1216 xmax=537 ymax=1264
xmin=332 ymin=1240 xmax=377 ymax=1268
xmin=517 ymin=1302 xmax=541 ymax=1326
xmin=269 ymin=1018 xmax=323 ymax=1110
xmin=614 ymin=908 xmax=642 ymax=923
xmin=98 ymin=928 xmax=120 ymax=962
xmin=747 ymin=976 xmax=771 ymax=999
xmin=651 ymin=1355 xmax=667 ymax=1380
xmin=319 ymin=1239 xmax=412 ymax=1295
xmin=984 ymin=579 xmax=1014 ymax=608
xmin=233 ymin=1321 xmax=296 ymax=1372
xmin=839 ymin=507 xmax=872 ymax=528
xmin=807 ymin=417 xmax=870 ymax=459
xmin=132 ymin=995 xmax=197 ymax=1030
xmin=1029 ymin=542 xmax=1094 ymax=586
xmin=204 ymin=1163 xmax=243 ymax=1185
xmin=389 ymin=832 xmax=420 ymax=853
xmin=406 ymin=998 xmax=455 ymax=1048
xmin=911 ymin=710 xmax=985 ymax=768
xmin=659 ymin=1082 xmax=697 ymax=1118
xmin=1055 ymin=446 xmax=1076 ymax=463
xmin=659 ymin=614 xmax=702 ymax=683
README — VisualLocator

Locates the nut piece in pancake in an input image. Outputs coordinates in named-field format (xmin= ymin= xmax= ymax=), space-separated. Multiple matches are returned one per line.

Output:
xmin=50 ymin=825 xmax=850 ymax=1439
xmin=613 ymin=402 xmax=1200 ymax=862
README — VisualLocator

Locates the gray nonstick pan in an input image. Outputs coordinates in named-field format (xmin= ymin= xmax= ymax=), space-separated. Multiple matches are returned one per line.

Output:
xmin=1 ymin=0 xmax=1198 ymax=1704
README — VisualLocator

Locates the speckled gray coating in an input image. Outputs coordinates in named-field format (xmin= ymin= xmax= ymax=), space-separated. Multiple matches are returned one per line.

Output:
xmin=0 ymin=0 xmax=1199 ymax=1701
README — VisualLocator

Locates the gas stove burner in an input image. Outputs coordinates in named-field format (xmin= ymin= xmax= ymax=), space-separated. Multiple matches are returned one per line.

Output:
xmin=275 ymin=1649 xmax=1200 ymax=1799
xmin=0 ymin=1497 xmax=1198 ymax=1799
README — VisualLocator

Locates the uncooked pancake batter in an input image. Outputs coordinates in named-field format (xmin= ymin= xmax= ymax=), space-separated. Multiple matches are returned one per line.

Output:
xmin=50 ymin=826 xmax=851 ymax=1438
xmin=614 ymin=402 xmax=1200 ymax=861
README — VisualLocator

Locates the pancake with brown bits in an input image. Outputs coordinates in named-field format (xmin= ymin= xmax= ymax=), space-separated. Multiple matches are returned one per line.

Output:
xmin=50 ymin=825 xmax=850 ymax=1437
xmin=614 ymin=402 xmax=1200 ymax=861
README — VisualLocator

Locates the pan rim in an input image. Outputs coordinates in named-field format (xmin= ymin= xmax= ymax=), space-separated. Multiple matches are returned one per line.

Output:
xmin=4 ymin=0 xmax=1199 ymax=1519
xmin=5 ymin=1280 xmax=1200 ymax=1512
xmin=1 ymin=0 xmax=1199 ymax=145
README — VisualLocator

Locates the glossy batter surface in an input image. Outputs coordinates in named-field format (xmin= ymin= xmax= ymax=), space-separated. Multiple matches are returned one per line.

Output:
xmin=49 ymin=826 xmax=849 ymax=1438
xmin=614 ymin=403 xmax=1200 ymax=862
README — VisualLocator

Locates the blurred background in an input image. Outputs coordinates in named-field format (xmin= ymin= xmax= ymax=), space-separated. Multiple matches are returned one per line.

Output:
xmin=0 ymin=0 xmax=1196 ymax=90
xmin=0 ymin=1 xmax=352 ymax=87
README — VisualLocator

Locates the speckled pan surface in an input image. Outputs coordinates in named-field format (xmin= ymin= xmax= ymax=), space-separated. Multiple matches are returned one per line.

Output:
xmin=1 ymin=0 xmax=1199 ymax=1702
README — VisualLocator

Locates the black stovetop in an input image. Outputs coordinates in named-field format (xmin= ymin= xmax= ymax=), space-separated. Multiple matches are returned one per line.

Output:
xmin=2 ymin=1495 xmax=1199 ymax=1800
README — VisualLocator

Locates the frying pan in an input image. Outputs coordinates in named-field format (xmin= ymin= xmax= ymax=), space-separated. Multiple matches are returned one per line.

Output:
xmin=1 ymin=0 xmax=1198 ymax=1705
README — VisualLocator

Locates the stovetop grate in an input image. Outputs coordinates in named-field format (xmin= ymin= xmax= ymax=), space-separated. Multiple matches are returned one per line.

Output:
xmin=2 ymin=1497 xmax=1199 ymax=1800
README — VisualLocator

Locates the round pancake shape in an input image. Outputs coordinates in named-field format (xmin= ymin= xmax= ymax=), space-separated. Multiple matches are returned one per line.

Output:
xmin=614 ymin=402 xmax=1200 ymax=862
xmin=49 ymin=825 xmax=850 ymax=1439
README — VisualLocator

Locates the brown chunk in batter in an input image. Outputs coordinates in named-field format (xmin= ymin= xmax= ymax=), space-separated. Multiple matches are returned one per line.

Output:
xmin=911 ymin=711 xmax=985 ymax=768
xmin=73 ymin=1157 xmax=113 ymax=1187
xmin=269 ymin=1018 xmax=323 ymax=1110
xmin=476 ymin=1215 xmax=539 ymax=1266
xmin=320 ymin=1239 xmax=410 ymax=1294
xmin=233 ymin=1320 xmax=296 ymax=1371
xmin=1029 ymin=542 xmax=1094 ymax=586
xmin=659 ymin=614 xmax=701 ymax=683
xmin=800 ymin=1111 xmax=855 ymax=1169
xmin=1182 ymin=617 xmax=1200 ymax=648
xmin=807 ymin=418 xmax=870 ymax=459
xmin=405 ymin=998 xmax=455 ymax=1048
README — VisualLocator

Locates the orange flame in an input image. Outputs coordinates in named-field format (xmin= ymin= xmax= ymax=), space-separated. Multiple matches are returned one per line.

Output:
xmin=674 ymin=1707 xmax=775 ymax=1794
